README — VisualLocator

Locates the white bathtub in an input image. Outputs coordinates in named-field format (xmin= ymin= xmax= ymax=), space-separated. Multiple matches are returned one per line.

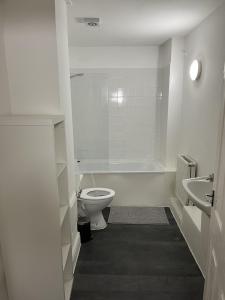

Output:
xmin=79 ymin=171 xmax=175 ymax=208
xmin=75 ymin=159 xmax=165 ymax=174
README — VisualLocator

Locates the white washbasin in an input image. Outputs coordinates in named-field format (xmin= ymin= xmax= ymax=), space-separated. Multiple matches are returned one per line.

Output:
xmin=182 ymin=177 xmax=214 ymax=216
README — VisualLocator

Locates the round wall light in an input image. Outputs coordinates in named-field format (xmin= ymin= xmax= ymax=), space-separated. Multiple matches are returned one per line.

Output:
xmin=189 ymin=59 xmax=202 ymax=81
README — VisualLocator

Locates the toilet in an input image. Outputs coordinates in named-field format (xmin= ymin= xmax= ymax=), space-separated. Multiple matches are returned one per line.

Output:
xmin=79 ymin=188 xmax=115 ymax=230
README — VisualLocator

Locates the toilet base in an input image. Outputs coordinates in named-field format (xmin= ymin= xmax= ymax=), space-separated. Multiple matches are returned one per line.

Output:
xmin=89 ymin=211 xmax=107 ymax=230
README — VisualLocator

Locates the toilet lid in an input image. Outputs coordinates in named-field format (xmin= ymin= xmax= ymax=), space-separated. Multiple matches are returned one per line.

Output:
xmin=80 ymin=188 xmax=115 ymax=200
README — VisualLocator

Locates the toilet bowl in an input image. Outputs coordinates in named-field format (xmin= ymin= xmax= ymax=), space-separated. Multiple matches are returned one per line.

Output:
xmin=79 ymin=188 xmax=115 ymax=230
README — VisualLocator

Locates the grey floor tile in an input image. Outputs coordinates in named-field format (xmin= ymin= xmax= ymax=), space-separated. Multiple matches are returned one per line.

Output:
xmin=72 ymin=207 xmax=204 ymax=300
xmin=73 ymin=274 xmax=204 ymax=293
xmin=71 ymin=291 xmax=203 ymax=300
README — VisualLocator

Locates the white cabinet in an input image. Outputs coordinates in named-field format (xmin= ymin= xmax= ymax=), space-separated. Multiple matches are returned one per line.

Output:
xmin=0 ymin=115 xmax=74 ymax=300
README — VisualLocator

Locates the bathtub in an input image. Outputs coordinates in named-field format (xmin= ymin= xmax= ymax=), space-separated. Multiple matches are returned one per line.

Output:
xmin=75 ymin=159 xmax=165 ymax=174
xmin=78 ymin=160 xmax=175 ymax=207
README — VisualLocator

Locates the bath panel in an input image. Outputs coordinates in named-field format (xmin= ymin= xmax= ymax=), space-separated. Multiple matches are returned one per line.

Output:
xmin=80 ymin=172 xmax=175 ymax=207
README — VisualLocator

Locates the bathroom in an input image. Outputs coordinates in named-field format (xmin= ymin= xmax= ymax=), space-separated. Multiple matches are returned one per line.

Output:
xmin=69 ymin=0 xmax=225 ymax=298
xmin=0 ymin=0 xmax=225 ymax=300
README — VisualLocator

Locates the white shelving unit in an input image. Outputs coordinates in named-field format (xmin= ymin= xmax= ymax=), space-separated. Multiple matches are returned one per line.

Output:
xmin=70 ymin=193 xmax=79 ymax=272
xmin=57 ymin=163 xmax=67 ymax=177
xmin=0 ymin=115 xmax=74 ymax=300
xmin=70 ymin=175 xmax=82 ymax=271
xmin=60 ymin=205 xmax=69 ymax=226
xmin=64 ymin=279 xmax=73 ymax=300
xmin=62 ymin=244 xmax=71 ymax=271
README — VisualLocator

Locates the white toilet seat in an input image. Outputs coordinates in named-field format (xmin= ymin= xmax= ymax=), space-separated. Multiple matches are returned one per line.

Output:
xmin=80 ymin=188 xmax=115 ymax=201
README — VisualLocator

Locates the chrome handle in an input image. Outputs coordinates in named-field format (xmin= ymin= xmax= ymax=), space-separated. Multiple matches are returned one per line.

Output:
xmin=207 ymin=173 xmax=214 ymax=182
xmin=205 ymin=190 xmax=215 ymax=205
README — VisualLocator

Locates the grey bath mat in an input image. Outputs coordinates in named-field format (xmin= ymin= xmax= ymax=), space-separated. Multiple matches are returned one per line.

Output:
xmin=108 ymin=207 xmax=169 ymax=224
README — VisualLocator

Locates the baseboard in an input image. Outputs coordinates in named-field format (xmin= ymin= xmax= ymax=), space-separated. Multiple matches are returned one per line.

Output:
xmin=72 ymin=232 xmax=81 ymax=273
xmin=169 ymin=201 xmax=206 ymax=278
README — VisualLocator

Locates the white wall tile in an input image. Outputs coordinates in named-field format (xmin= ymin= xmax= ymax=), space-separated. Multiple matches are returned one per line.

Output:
xmin=71 ymin=68 xmax=167 ymax=162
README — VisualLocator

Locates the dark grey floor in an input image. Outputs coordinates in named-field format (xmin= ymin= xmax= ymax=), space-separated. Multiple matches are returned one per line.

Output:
xmin=71 ymin=207 xmax=204 ymax=300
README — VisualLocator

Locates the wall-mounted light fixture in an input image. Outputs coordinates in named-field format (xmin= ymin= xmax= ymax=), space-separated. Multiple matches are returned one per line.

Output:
xmin=189 ymin=59 xmax=202 ymax=81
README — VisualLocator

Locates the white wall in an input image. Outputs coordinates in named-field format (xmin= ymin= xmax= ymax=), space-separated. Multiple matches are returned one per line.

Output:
xmin=166 ymin=38 xmax=185 ymax=170
xmin=3 ymin=0 xmax=61 ymax=114
xmin=69 ymin=42 xmax=184 ymax=173
xmin=180 ymin=3 xmax=225 ymax=176
xmin=155 ymin=40 xmax=171 ymax=166
xmin=156 ymin=38 xmax=185 ymax=170
xmin=171 ymin=3 xmax=225 ymax=277
xmin=70 ymin=46 xmax=159 ymax=69
xmin=70 ymin=45 xmax=161 ymax=163
xmin=158 ymin=40 xmax=171 ymax=68
xmin=0 ymin=2 xmax=10 ymax=115
xmin=71 ymin=68 xmax=158 ymax=162
xmin=0 ymin=4 xmax=9 ymax=299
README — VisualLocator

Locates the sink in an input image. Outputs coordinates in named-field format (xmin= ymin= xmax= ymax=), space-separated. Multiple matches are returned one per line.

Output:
xmin=182 ymin=177 xmax=214 ymax=216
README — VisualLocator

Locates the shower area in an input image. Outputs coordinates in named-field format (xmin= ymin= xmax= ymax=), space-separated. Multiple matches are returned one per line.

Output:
xmin=71 ymin=66 xmax=170 ymax=174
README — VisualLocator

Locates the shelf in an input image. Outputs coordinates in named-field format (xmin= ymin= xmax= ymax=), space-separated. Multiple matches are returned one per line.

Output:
xmin=60 ymin=205 xmax=68 ymax=226
xmin=72 ymin=239 xmax=76 ymax=261
xmin=0 ymin=114 xmax=64 ymax=126
xmin=64 ymin=279 xmax=73 ymax=300
xmin=62 ymin=244 xmax=71 ymax=271
xmin=56 ymin=163 xmax=66 ymax=177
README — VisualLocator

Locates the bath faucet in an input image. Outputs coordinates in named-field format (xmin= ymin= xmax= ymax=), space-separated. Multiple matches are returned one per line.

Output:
xmin=205 ymin=190 xmax=215 ymax=205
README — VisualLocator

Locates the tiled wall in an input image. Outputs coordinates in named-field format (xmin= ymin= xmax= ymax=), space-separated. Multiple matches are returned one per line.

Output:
xmin=71 ymin=68 xmax=166 ymax=162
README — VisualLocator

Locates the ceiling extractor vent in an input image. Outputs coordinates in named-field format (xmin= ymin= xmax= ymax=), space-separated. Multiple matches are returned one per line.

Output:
xmin=75 ymin=17 xmax=100 ymax=27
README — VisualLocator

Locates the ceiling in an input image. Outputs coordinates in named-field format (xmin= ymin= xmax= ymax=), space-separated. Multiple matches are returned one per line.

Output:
xmin=68 ymin=0 xmax=225 ymax=46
